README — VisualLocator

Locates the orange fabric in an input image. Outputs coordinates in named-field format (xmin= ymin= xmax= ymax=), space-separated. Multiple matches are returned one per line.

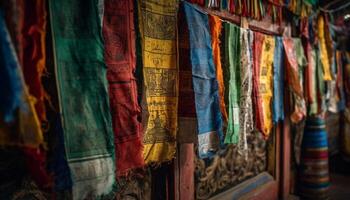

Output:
xmin=209 ymin=15 xmax=228 ymax=123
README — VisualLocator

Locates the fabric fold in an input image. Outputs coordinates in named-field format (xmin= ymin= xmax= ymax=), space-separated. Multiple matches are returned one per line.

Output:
xmin=209 ymin=15 xmax=228 ymax=124
xmin=139 ymin=0 xmax=179 ymax=163
xmin=273 ymin=36 xmax=284 ymax=123
xmin=49 ymin=0 xmax=115 ymax=198
xmin=224 ymin=23 xmax=240 ymax=144
xmin=237 ymin=28 xmax=254 ymax=154
xmin=283 ymin=38 xmax=307 ymax=123
xmin=103 ymin=0 xmax=144 ymax=176
xmin=184 ymin=2 xmax=224 ymax=158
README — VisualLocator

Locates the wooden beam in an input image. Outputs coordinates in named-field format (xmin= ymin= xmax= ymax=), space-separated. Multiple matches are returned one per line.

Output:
xmin=281 ymin=117 xmax=291 ymax=200
xmin=196 ymin=5 xmax=285 ymax=35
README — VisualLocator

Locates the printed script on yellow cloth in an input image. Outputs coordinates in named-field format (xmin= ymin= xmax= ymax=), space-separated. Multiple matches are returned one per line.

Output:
xmin=259 ymin=35 xmax=275 ymax=138
xmin=139 ymin=0 xmax=178 ymax=163
xmin=317 ymin=15 xmax=332 ymax=81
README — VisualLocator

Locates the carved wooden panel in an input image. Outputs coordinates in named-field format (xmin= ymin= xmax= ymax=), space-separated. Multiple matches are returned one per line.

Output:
xmin=116 ymin=170 xmax=152 ymax=200
xmin=195 ymin=131 xmax=267 ymax=199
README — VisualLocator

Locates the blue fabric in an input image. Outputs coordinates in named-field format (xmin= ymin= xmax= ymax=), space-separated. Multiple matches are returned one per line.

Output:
xmin=273 ymin=37 xmax=284 ymax=123
xmin=0 ymin=11 xmax=23 ymax=123
xmin=184 ymin=2 xmax=224 ymax=158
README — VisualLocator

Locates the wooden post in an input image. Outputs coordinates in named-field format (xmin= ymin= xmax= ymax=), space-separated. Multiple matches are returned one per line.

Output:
xmin=281 ymin=118 xmax=291 ymax=199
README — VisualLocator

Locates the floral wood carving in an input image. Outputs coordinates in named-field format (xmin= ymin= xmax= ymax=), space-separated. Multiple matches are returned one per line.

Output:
xmin=195 ymin=131 xmax=267 ymax=199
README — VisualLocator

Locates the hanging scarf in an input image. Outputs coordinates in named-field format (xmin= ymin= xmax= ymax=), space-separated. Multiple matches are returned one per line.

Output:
xmin=184 ymin=2 xmax=224 ymax=158
xmin=209 ymin=15 xmax=228 ymax=123
xmin=224 ymin=22 xmax=240 ymax=144
xmin=139 ymin=0 xmax=178 ymax=163
xmin=103 ymin=0 xmax=144 ymax=176
xmin=308 ymin=48 xmax=318 ymax=115
xmin=238 ymin=28 xmax=254 ymax=154
xmin=0 ymin=11 xmax=23 ymax=123
xmin=21 ymin=0 xmax=47 ymax=122
xmin=283 ymin=38 xmax=307 ymax=123
xmin=178 ymin=6 xmax=197 ymax=143
xmin=0 ymin=9 xmax=43 ymax=148
xmin=317 ymin=15 xmax=332 ymax=81
xmin=49 ymin=0 xmax=115 ymax=198
xmin=273 ymin=36 xmax=284 ymax=123
xmin=258 ymin=34 xmax=275 ymax=137
xmin=252 ymin=32 xmax=265 ymax=135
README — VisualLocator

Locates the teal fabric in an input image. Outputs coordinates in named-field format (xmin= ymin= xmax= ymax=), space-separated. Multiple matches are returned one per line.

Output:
xmin=49 ymin=0 xmax=115 ymax=198
xmin=224 ymin=23 xmax=241 ymax=144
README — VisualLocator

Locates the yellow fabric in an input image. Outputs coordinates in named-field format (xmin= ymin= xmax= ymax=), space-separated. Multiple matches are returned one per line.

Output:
xmin=139 ymin=0 xmax=178 ymax=163
xmin=259 ymin=36 xmax=275 ymax=137
xmin=0 ymin=88 xmax=43 ymax=148
xmin=317 ymin=15 xmax=333 ymax=81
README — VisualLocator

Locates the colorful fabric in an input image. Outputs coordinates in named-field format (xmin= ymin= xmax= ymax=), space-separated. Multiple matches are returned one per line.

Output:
xmin=252 ymin=32 xmax=265 ymax=135
xmin=20 ymin=0 xmax=47 ymax=122
xmin=139 ymin=0 xmax=178 ymax=163
xmin=0 ymin=10 xmax=43 ymax=148
xmin=184 ymin=2 xmax=224 ymax=158
xmin=299 ymin=117 xmax=329 ymax=200
xmin=224 ymin=23 xmax=240 ymax=144
xmin=258 ymin=34 xmax=275 ymax=137
xmin=307 ymin=48 xmax=318 ymax=115
xmin=283 ymin=38 xmax=307 ymax=123
xmin=238 ymin=28 xmax=254 ymax=153
xmin=0 ymin=10 xmax=23 ymax=123
xmin=209 ymin=15 xmax=228 ymax=123
xmin=49 ymin=0 xmax=115 ymax=198
xmin=273 ymin=36 xmax=284 ymax=123
xmin=317 ymin=15 xmax=333 ymax=81
xmin=103 ymin=0 xmax=144 ymax=176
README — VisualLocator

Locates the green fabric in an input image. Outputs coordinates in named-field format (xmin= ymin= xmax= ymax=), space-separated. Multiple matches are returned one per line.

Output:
xmin=224 ymin=23 xmax=241 ymax=144
xmin=49 ymin=0 xmax=115 ymax=199
xmin=308 ymin=48 xmax=318 ymax=115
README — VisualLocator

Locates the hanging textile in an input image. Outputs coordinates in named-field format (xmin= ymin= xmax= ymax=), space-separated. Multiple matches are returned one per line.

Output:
xmin=21 ymin=0 xmax=47 ymax=122
xmin=0 ymin=11 xmax=23 ymax=123
xmin=103 ymin=0 xmax=144 ymax=176
xmin=178 ymin=6 xmax=197 ymax=143
xmin=0 ymin=10 xmax=43 ymax=148
xmin=317 ymin=15 xmax=333 ymax=81
xmin=307 ymin=48 xmax=319 ymax=115
xmin=273 ymin=36 xmax=284 ymax=123
xmin=258 ymin=34 xmax=275 ymax=138
xmin=252 ymin=32 xmax=265 ymax=136
xmin=283 ymin=38 xmax=307 ymax=123
xmin=139 ymin=0 xmax=178 ymax=163
xmin=253 ymin=32 xmax=276 ymax=137
xmin=298 ymin=117 xmax=329 ymax=199
xmin=209 ymin=15 xmax=228 ymax=123
xmin=224 ymin=23 xmax=240 ymax=144
xmin=238 ymin=28 xmax=254 ymax=153
xmin=184 ymin=2 xmax=224 ymax=158
xmin=49 ymin=0 xmax=115 ymax=198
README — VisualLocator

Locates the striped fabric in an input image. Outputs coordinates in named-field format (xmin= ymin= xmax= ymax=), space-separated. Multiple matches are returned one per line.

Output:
xmin=298 ymin=117 xmax=330 ymax=200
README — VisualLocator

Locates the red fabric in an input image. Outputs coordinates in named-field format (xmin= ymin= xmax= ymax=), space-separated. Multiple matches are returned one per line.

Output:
xmin=103 ymin=0 xmax=144 ymax=176
xmin=253 ymin=32 xmax=264 ymax=134
xmin=187 ymin=0 xmax=205 ymax=6
xmin=19 ymin=0 xmax=51 ymax=190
